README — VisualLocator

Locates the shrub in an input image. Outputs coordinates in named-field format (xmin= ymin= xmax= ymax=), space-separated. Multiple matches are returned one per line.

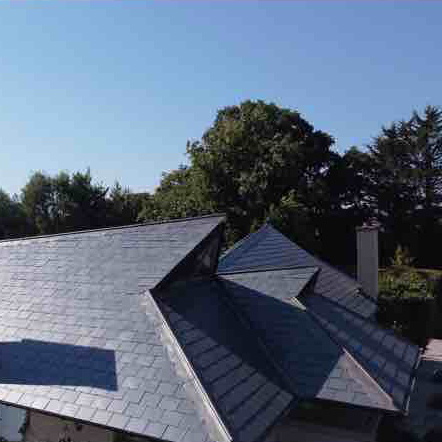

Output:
xmin=391 ymin=244 xmax=415 ymax=267
xmin=377 ymin=270 xmax=436 ymax=347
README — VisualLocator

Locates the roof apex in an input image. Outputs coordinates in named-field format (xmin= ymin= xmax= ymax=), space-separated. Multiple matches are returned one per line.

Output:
xmin=0 ymin=213 xmax=226 ymax=245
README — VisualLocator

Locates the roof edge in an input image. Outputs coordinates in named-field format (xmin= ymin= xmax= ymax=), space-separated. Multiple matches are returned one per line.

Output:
xmin=217 ymin=264 xmax=320 ymax=277
xmin=265 ymin=223 xmax=365 ymax=292
xmin=219 ymin=224 xmax=270 ymax=266
xmin=152 ymin=220 xmax=225 ymax=292
xmin=0 ymin=213 xmax=226 ymax=245
xmin=303 ymin=297 xmax=406 ymax=413
xmin=144 ymin=289 xmax=233 ymax=442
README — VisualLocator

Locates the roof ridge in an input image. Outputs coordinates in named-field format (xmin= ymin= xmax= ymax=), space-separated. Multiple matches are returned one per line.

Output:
xmin=217 ymin=264 xmax=320 ymax=276
xmin=143 ymin=286 xmax=232 ymax=442
xmin=157 ymin=278 xmax=295 ymax=442
xmin=0 ymin=213 xmax=226 ymax=245
xmin=219 ymin=224 xmax=271 ymax=266
xmin=265 ymin=223 xmax=363 ymax=292
xmin=216 ymin=271 xmax=318 ymax=398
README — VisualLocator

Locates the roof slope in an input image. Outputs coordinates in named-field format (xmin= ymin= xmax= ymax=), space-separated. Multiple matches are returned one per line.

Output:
xmin=303 ymin=293 xmax=420 ymax=413
xmin=219 ymin=269 xmax=397 ymax=412
xmin=218 ymin=223 xmax=377 ymax=318
xmin=158 ymin=279 xmax=294 ymax=442
xmin=0 ymin=215 xmax=224 ymax=442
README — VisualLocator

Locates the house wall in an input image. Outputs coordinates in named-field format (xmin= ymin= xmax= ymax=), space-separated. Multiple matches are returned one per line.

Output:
xmin=400 ymin=340 xmax=442 ymax=439
xmin=23 ymin=411 xmax=115 ymax=442
xmin=0 ymin=403 xmax=27 ymax=441
xmin=264 ymin=416 xmax=379 ymax=442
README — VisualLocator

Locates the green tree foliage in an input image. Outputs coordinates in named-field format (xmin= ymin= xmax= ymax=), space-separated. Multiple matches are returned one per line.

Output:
xmin=391 ymin=245 xmax=415 ymax=268
xmin=19 ymin=170 xmax=145 ymax=235
xmin=0 ymin=189 xmax=28 ymax=239
xmin=377 ymin=270 xmax=436 ymax=346
xmin=21 ymin=171 xmax=55 ymax=234
xmin=138 ymin=166 xmax=212 ymax=223
xmin=108 ymin=182 xmax=148 ymax=226
xmin=355 ymin=105 xmax=442 ymax=266
xmin=267 ymin=191 xmax=319 ymax=254
xmin=3 ymin=101 xmax=442 ymax=271
xmin=186 ymin=100 xmax=335 ymax=243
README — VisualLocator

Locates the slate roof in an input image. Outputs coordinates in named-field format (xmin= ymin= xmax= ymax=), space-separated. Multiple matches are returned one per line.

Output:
xmin=219 ymin=269 xmax=397 ymax=412
xmin=0 ymin=215 xmax=225 ymax=442
xmin=158 ymin=279 xmax=294 ymax=442
xmin=304 ymin=293 xmax=421 ymax=412
xmin=217 ymin=224 xmax=420 ymax=414
xmin=218 ymin=223 xmax=377 ymax=318
xmin=0 ymin=216 xmax=421 ymax=442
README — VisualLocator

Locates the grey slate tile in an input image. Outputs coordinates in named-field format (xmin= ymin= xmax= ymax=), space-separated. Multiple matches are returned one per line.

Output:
xmin=108 ymin=399 xmax=128 ymax=414
xmin=158 ymin=397 xmax=180 ymax=411
xmin=61 ymin=403 xmax=80 ymax=418
xmin=218 ymin=223 xmax=376 ymax=318
xmin=107 ymin=413 xmax=130 ymax=430
xmin=305 ymin=293 xmax=420 ymax=412
xmin=160 ymin=410 xmax=184 ymax=427
xmin=76 ymin=406 xmax=96 ymax=421
xmin=17 ymin=393 xmax=36 ymax=407
xmin=126 ymin=417 xmax=147 ymax=434
xmin=145 ymin=422 xmax=167 ymax=438
xmin=46 ymin=400 xmax=64 ymax=414
xmin=159 ymin=279 xmax=293 ymax=442
xmin=0 ymin=216 xmax=224 ymax=442
xmin=32 ymin=396 xmax=50 ymax=410
xmin=163 ymin=425 xmax=187 ymax=442
xmin=220 ymin=267 xmax=400 ymax=412
xmin=91 ymin=410 xmax=112 ymax=426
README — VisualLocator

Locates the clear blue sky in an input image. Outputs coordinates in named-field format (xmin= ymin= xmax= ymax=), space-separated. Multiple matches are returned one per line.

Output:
xmin=1 ymin=1 xmax=441 ymax=196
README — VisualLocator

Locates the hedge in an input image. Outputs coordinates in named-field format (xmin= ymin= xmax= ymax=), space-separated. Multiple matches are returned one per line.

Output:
xmin=376 ymin=268 xmax=438 ymax=347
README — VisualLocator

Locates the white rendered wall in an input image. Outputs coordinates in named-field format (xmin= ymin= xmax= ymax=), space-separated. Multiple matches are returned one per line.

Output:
xmin=0 ymin=403 xmax=27 ymax=442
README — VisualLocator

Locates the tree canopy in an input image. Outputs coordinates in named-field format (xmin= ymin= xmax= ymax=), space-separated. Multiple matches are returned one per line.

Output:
xmin=1 ymin=101 xmax=442 ymax=269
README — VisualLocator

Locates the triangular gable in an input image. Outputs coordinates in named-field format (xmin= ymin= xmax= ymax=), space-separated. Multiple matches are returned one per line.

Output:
xmin=219 ymin=269 xmax=397 ymax=413
xmin=218 ymin=224 xmax=376 ymax=318
xmin=304 ymin=293 xmax=421 ymax=413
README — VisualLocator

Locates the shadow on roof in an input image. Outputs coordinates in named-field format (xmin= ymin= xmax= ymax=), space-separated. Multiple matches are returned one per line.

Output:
xmin=218 ymin=277 xmax=343 ymax=399
xmin=304 ymin=294 xmax=420 ymax=411
xmin=0 ymin=339 xmax=117 ymax=391
xmin=159 ymin=279 xmax=293 ymax=442
xmin=218 ymin=274 xmax=398 ymax=411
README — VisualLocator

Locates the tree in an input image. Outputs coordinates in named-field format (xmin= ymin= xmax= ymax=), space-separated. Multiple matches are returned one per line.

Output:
xmin=366 ymin=105 xmax=442 ymax=266
xmin=108 ymin=182 xmax=148 ymax=226
xmin=0 ymin=189 xmax=28 ymax=239
xmin=21 ymin=171 xmax=55 ymax=234
xmin=21 ymin=169 xmax=109 ymax=234
xmin=138 ymin=165 xmax=213 ymax=223
xmin=187 ymin=100 xmax=335 ymax=243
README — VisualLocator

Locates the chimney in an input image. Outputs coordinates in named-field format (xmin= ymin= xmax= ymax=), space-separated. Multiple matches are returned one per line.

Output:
xmin=356 ymin=220 xmax=379 ymax=301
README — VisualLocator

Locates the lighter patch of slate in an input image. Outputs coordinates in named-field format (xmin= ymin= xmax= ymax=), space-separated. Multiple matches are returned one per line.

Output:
xmin=0 ymin=216 xmax=224 ymax=442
